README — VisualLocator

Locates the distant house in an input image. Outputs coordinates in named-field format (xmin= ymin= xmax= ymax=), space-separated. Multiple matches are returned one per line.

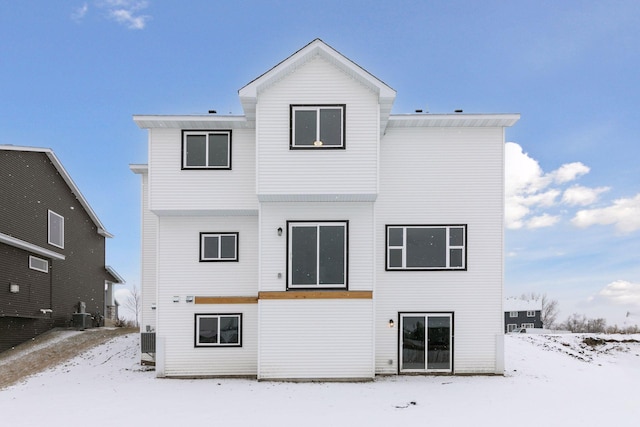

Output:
xmin=132 ymin=39 xmax=519 ymax=379
xmin=0 ymin=145 xmax=123 ymax=352
xmin=504 ymin=297 xmax=543 ymax=332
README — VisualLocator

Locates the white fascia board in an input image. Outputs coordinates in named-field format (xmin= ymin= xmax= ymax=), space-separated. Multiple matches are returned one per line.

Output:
xmin=0 ymin=232 xmax=66 ymax=260
xmin=132 ymin=115 xmax=250 ymax=130
xmin=0 ymin=145 xmax=113 ymax=238
xmin=129 ymin=164 xmax=148 ymax=174
xmin=105 ymin=265 xmax=125 ymax=284
xmin=387 ymin=113 xmax=521 ymax=128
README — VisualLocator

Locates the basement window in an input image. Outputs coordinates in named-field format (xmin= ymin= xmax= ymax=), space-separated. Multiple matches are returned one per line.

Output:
xmin=29 ymin=255 xmax=49 ymax=273
xmin=195 ymin=314 xmax=241 ymax=347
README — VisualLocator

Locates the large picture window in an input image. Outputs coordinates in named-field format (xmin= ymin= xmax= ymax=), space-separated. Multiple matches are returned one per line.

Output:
xmin=290 ymin=105 xmax=345 ymax=148
xmin=48 ymin=210 xmax=64 ymax=249
xmin=182 ymin=130 xmax=231 ymax=169
xmin=195 ymin=314 xmax=241 ymax=347
xmin=287 ymin=221 xmax=347 ymax=288
xmin=200 ymin=232 xmax=238 ymax=262
xmin=386 ymin=225 xmax=466 ymax=270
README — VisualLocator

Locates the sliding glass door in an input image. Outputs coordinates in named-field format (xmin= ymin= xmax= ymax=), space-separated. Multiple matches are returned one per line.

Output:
xmin=400 ymin=313 xmax=452 ymax=373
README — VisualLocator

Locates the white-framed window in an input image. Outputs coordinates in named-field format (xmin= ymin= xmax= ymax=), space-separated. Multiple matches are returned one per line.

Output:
xmin=29 ymin=255 xmax=49 ymax=273
xmin=509 ymin=311 xmax=518 ymax=318
xmin=200 ymin=232 xmax=238 ymax=262
xmin=507 ymin=324 xmax=518 ymax=332
xmin=48 ymin=210 xmax=64 ymax=249
xmin=182 ymin=130 xmax=232 ymax=169
xmin=521 ymin=323 xmax=535 ymax=329
xmin=287 ymin=221 xmax=347 ymax=288
xmin=386 ymin=225 xmax=466 ymax=270
xmin=527 ymin=310 xmax=535 ymax=317
xmin=195 ymin=314 xmax=241 ymax=347
xmin=290 ymin=105 xmax=345 ymax=148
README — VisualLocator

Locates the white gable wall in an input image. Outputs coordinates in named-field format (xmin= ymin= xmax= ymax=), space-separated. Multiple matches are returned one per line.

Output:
xmin=256 ymin=56 xmax=379 ymax=198
xmin=375 ymin=126 xmax=505 ymax=374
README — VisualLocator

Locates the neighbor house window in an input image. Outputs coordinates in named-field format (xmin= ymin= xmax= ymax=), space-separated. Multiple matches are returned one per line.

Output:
xmin=507 ymin=324 xmax=518 ymax=332
xmin=509 ymin=311 xmax=518 ymax=318
xmin=527 ymin=310 xmax=535 ymax=317
xmin=48 ymin=210 xmax=64 ymax=249
xmin=195 ymin=314 xmax=241 ymax=347
xmin=29 ymin=255 xmax=49 ymax=273
xmin=182 ymin=130 xmax=231 ymax=169
xmin=386 ymin=225 xmax=466 ymax=270
xmin=521 ymin=323 xmax=535 ymax=329
xmin=288 ymin=221 xmax=347 ymax=288
xmin=200 ymin=233 xmax=238 ymax=262
xmin=290 ymin=105 xmax=345 ymax=148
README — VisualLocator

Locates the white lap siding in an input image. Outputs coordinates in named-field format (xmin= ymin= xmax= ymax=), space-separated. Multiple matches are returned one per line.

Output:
xmin=156 ymin=215 xmax=258 ymax=376
xmin=375 ymin=126 xmax=505 ymax=375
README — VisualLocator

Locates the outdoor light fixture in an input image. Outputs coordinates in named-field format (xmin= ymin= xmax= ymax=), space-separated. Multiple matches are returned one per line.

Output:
xmin=9 ymin=283 xmax=19 ymax=293
xmin=277 ymin=227 xmax=283 ymax=236
xmin=173 ymin=296 xmax=180 ymax=303
xmin=388 ymin=319 xmax=395 ymax=328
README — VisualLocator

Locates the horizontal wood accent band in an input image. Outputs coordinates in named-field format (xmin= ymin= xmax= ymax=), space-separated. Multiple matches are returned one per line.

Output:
xmin=195 ymin=296 xmax=258 ymax=304
xmin=258 ymin=291 xmax=373 ymax=300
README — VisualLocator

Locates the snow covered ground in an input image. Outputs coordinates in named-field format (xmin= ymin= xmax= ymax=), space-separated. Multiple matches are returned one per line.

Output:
xmin=1 ymin=333 xmax=638 ymax=426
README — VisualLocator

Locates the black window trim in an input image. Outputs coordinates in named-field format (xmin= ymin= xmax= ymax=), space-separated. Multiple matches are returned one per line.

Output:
xmin=385 ymin=224 xmax=468 ymax=271
xmin=181 ymin=129 xmax=232 ymax=170
xmin=194 ymin=313 xmax=243 ymax=348
xmin=286 ymin=220 xmax=349 ymax=290
xmin=289 ymin=104 xmax=346 ymax=150
xmin=199 ymin=232 xmax=239 ymax=262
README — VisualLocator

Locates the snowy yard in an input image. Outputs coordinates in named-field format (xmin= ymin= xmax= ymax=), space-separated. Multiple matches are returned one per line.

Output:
xmin=1 ymin=332 xmax=639 ymax=426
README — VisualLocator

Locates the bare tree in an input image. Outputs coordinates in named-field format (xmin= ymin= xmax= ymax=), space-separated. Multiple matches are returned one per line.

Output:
xmin=519 ymin=292 xmax=559 ymax=328
xmin=121 ymin=285 xmax=141 ymax=329
xmin=559 ymin=313 xmax=607 ymax=333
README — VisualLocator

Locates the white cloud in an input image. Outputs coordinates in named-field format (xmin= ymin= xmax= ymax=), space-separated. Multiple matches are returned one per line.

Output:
xmin=526 ymin=213 xmax=560 ymax=229
xmin=562 ymin=185 xmax=610 ymax=206
xmin=594 ymin=280 xmax=640 ymax=306
xmin=101 ymin=0 xmax=150 ymax=30
xmin=572 ymin=193 xmax=640 ymax=233
xmin=71 ymin=3 xmax=89 ymax=22
xmin=505 ymin=142 xmax=590 ymax=229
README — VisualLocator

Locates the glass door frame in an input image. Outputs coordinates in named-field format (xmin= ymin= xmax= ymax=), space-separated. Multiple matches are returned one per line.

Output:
xmin=398 ymin=312 xmax=454 ymax=374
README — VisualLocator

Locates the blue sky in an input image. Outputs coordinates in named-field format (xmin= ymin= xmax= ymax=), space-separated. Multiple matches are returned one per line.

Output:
xmin=1 ymin=1 xmax=638 ymax=326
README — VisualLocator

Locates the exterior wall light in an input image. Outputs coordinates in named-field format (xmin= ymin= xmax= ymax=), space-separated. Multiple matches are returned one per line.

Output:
xmin=277 ymin=227 xmax=283 ymax=236
xmin=10 ymin=283 xmax=19 ymax=293
xmin=388 ymin=319 xmax=395 ymax=328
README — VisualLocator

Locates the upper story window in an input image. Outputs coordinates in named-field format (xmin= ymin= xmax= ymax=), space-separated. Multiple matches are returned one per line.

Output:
xmin=509 ymin=311 xmax=518 ymax=318
xmin=29 ymin=255 xmax=49 ymax=273
xmin=527 ymin=310 xmax=535 ymax=317
xmin=48 ymin=210 xmax=64 ymax=249
xmin=290 ymin=105 xmax=345 ymax=149
xmin=288 ymin=221 xmax=348 ymax=288
xmin=386 ymin=225 xmax=466 ymax=271
xmin=182 ymin=130 xmax=232 ymax=169
xmin=200 ymin=232 xmax=238 ymax=262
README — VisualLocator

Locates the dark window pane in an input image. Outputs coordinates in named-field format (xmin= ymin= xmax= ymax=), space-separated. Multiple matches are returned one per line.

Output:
xmin=319 ymin=225 xmax=345 ymax=285
xmin=427 ymin=316 xmax=450 ymax=370
xmin=450 ymin=227 xmax=464 ymax=246
xmin=291 ymin=226 xmax=318 ymax=285
xmin=220 ymin=235 xmax=236 ymax=259
xmin=450 ymin=248 xmax=463 ymax=268
xmin=389 ymin=248 xmax=403 ymax=268
xmin=219 ymin=316 xmax=239 ymax=344
xmin=185 ymin=135 xmax=206 ymax=166
xmin=406 ymin=228 xmax=446 ymax=268
xmin=208 ymin=133 xmax=229 ymax=167
xmin=319 ymin=108 xmax=342 ymax=146
xmin=203 ymin=236 xmax=219 ymax=259
xmin=402 ymin=316 xmax=425 ymax=370
xmin=199 ymin=317 xmax=218 ymax=344
xmin=294 ymin=110 xmax=317 ymax=146
xmin=49 ymin=214 xmax=63 ymax=246
xmin=388 ymin=227 xmax=403 ymax=246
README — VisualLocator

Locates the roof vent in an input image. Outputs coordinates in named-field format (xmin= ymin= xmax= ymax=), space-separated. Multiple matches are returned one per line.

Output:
xmin=415 ymin=109 xmax=423 ymax=113
xmin=454 ymin=109 xmax=463 ymax=113
xmin=208 ymin=110 xmax=217 ymax=114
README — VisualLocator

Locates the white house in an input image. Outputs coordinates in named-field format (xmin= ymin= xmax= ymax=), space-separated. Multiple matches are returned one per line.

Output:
xmin=131 ymin=39 xmax=519 ymax=380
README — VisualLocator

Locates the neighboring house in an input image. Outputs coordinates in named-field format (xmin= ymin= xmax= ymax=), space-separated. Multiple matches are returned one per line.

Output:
xmin=131 ymin=39 xmax=519 ymax=379
xmin=504 ymin=297 xmax=543 ymax=332
xmin=105 ymin=266 xmax=125 ymax=325
xmin=0 ymin=145 xmax=123 ymax=352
